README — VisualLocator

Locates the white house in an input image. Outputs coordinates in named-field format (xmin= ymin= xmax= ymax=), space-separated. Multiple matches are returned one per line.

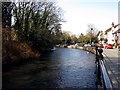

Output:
xmin=104 ymin=22 xmax=119 ymax=45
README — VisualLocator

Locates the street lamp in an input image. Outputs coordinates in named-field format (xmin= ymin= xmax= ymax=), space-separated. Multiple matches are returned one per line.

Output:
xmin=90 ymin=28 xmax=93 ymax=44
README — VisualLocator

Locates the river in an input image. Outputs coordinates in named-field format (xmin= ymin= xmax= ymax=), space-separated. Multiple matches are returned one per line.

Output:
xmin=3 ymin=48 xmax=96 ymax=89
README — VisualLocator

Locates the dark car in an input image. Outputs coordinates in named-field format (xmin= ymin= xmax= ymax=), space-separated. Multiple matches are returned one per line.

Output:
xmin=105 ymin=44 xmax=113 ymax=49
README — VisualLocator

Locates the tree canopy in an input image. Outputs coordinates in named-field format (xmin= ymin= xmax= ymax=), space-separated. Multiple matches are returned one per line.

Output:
xmin=2 ymin=1 xmax=64 ymax=51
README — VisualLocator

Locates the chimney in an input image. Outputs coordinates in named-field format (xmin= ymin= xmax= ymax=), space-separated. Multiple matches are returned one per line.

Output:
xmin=112 ymin=22 xmax=114 ymax=27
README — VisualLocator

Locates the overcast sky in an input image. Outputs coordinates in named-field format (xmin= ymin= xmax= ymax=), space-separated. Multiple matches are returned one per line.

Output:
xmin=56 ymin=0 xmax=119 ymax=35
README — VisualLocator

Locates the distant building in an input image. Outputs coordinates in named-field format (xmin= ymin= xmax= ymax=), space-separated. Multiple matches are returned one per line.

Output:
xmin=97 ymin=22 xmax=120 ymax=46
xmin=104 ymin=22 xmax=119 ymax=44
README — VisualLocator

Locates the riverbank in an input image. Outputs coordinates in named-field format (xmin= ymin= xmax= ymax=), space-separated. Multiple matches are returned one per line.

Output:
xmin=3 ymin=42 xmax=96 ymax=70
xmin=82 ymin=47 xmax=96 ymax=54
xmin=64 ymin=45 xmax=96 ymax=54
xmin=2 ymin=41 xmax=41 ymax=66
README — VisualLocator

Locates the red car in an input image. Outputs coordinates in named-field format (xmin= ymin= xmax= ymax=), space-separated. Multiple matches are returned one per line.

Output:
xmin=105 ymin=44 xmax=113 ymax=49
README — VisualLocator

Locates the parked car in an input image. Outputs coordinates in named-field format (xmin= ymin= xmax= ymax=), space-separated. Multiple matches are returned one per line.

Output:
xmin=98 ymin=44 xmax=103 ymax=48
xmin=75 ymin=43 xmax=80 ymax=46
xmin=105 ymin=44 xmax=113 ymax=49
xmin=84 ymin=44 xmax=88 ymax=47
xmin=84 ymin=44 xmax=91 ymax=47
xmin=91 ymin=44 xmax=96 ymax=47
xmin=75 ymin=43 xmax=84 ymax=47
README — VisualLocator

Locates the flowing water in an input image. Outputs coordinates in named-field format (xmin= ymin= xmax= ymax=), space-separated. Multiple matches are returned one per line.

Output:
xmin=3 ymin=48 xmax=96 ymax=89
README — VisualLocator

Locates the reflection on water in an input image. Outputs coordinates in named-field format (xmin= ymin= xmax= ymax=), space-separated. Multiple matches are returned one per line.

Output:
xmin=3 ymin=48 xmax=96 ymax=88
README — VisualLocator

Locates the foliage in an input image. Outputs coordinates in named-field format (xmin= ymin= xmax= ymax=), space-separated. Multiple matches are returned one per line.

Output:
xmin=2 ymin=2 xmax=12 ymax=28
xmin=60 ymin=31 xmax=72 ymax=44
xmin=71 ymin=34 xmax=78 ymax=43
xmin=2 ymin=40 xmax=40 ymax=65
xmin=9 ymin=1 xmax=63 ymax=51
xmin=85 ymin=24 xmax=99 ymax=43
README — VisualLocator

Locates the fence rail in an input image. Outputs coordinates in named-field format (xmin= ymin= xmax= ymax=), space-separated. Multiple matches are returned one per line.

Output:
xmin=95 ymin=46 xmax=113 ymax=90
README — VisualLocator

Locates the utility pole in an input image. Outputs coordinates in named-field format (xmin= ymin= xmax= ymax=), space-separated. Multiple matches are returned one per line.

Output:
xmin=90 ymin=28 xmax=93 ymax=44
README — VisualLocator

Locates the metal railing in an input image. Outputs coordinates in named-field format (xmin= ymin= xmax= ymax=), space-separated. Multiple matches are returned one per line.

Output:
xmin=95 ymin=46 xmax=113 ymax=90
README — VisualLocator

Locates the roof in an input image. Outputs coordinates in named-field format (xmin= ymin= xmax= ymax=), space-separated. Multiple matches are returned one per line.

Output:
xmin=113 ymin=29 xmax=120 ymax=34
xmin=105 ymin=24 xmax=120 ymax=34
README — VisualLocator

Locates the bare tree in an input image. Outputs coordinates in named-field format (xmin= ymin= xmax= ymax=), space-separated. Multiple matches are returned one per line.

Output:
xmin=86 ymin=24 xmax=99 ymax=43
xmin=86 ymin=24 xmax=99 ymax=38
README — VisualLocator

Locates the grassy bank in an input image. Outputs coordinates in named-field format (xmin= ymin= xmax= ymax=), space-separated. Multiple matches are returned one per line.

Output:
xmin=82 ymin=47 xmax=96 ymax=54
xmin=2 ymin=40 xmax=41 ymax=66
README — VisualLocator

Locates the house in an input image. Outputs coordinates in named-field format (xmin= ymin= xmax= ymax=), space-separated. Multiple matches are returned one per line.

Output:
xmin=104 ymin=22 xmax=120 ymax=45
xmin=113 ymin=29 xmax=120 ymax=44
